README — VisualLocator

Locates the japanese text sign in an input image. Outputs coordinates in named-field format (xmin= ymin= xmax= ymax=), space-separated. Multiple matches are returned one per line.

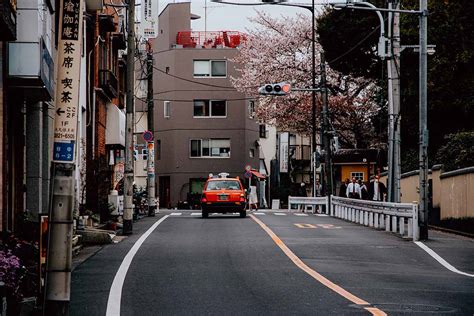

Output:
xmin=53 ymin=0 xmax=83 ymax=163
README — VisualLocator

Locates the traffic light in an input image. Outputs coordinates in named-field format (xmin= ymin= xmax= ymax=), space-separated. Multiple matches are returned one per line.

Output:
xmin=258 ymin=82 xmax=291 ymax=96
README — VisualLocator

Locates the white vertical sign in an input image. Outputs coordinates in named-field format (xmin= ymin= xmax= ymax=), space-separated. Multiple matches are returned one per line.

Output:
xmin=53 ymin=0 xmax=83 ymax=163
xmin=139 ymin=0 xmax=158 ymax=39
xmin=279 ymin=132 xmax=289 ymax=173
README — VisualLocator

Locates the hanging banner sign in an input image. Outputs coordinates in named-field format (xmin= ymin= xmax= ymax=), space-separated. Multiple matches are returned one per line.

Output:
xmin=53 ymin=0 xmax=83 ymax=163
xmin=138 ymin=0 xmax=158 ymax=39
xmin=147 ymin=142 xmax=155 ymax=176
xmin=279 ymin=132 xmax=289 ymax=173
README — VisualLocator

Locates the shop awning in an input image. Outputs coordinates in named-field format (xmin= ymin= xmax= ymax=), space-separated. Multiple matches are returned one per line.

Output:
xmin=251 ymin=170 xmax=266 ymax=180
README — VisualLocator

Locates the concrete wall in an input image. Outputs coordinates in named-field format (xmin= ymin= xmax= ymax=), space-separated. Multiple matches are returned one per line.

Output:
xmin=439 ymin=167 xmax=474 ymax=219
xmin=381 ymin=166 xmax=474 ymax=219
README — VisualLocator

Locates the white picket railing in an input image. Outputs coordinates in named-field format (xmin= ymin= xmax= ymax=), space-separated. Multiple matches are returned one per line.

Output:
xmin=330 ymin=196 xmax=419 ymax=241
xmin=288 ymin=196 xmax=328 ymax=213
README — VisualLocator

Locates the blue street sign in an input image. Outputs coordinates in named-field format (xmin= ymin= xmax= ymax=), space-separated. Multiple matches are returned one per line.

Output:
xmin=53 ymin=141 xmax=75 ymax=163
xmin=244 ymin=171 xmax=252 ymax=179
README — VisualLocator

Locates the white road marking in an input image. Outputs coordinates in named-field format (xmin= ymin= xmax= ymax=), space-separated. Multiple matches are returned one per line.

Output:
xmin=106 ymin=215 xmax=169 ymax=316
xmin=274 ymin=213 xmax=287 ymax=216
xmin=295 ymin=213 xmax=309 ymax=216
xmin=170 ymin=212 xmax=182 ymax=216
xmin=191 ymin=212 xmax=201 ymax=216
xmin=253 ymin=212 xmax=265 ymax=215
xmin=315 ymin=214 xmax=329 ymax=217
xmin=414 ymin=241 xmax=474 ymax=278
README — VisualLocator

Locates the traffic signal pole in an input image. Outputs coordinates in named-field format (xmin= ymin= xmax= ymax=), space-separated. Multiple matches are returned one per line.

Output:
xmin=123 ymin=0 xmax=136 ymax=234
xmin=146 ymin=47 xmax=157 ymax=216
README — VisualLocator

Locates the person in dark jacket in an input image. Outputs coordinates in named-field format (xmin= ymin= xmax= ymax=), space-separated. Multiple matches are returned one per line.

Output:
xmin=368 ymin=175 xmax=387 ymax=201
xmin=339 ymin=178 xmax=349 ymax=197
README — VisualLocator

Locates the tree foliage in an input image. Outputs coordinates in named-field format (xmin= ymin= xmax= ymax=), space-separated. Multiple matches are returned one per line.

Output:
xmin=316 ymin=0 xmax=474 ymax=166
xmin=435 ymin=131 xmax=474 ymax=171
xmin=232 ymin=12 xmax=385 ymax=149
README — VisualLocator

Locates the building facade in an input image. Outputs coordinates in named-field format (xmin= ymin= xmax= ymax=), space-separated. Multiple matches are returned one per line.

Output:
xmin=151 ymin=3 xmax=260 ymax=208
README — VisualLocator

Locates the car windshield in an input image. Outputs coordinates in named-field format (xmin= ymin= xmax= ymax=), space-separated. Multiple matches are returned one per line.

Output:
xmin=206 ymin=180 xmax=241 ymax=190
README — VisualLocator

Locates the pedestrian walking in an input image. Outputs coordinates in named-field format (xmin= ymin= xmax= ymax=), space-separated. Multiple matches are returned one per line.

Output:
xmin=339 ymin=178 xmax=349 ymax=197
xmin=315 ymin=179 xmax=323 ymax=197
xmin=248 ymin=185 xmax=258 ymax=211
xmin=358 ymin=179 xmax=369 ymax=200
xmin=368 ymin=175 xmax=386 ymax=201
xmin=346 ymin=177 xmax=361 ymax=199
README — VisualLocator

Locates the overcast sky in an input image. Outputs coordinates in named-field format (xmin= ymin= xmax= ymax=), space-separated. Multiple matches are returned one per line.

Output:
xmin=156 ymin=1 xmax=333 ymax=32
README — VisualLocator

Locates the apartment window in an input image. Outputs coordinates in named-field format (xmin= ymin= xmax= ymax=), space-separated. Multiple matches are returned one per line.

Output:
xmin=249 ymin=148 xmax=255 ymax=158
xmin=190 ymin=139 xmax=230 ymax=158
xmin=193 ymin=100 xmax=226 ymax=117
xmin=351 ymin=172 xmax=364 ymax=181
xmin=164 ymin=101 xmax=171 ymax=118
xmin=259 ymin=124 xmax=267 ymax=138
xmin=248 ymin=100 xmax=255 ymax=119
xmin=193 ymin=60 xmax=226 ymax=77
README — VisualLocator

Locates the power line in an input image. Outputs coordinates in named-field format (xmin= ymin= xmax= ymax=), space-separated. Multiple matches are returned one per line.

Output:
xmin=153 ymin=65 xmax=259 ymax=89
xmin=327 ymin=24 xmax=382 ymax=66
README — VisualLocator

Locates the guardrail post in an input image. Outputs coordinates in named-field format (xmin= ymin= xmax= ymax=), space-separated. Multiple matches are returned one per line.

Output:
xmin=364 ymin=211 xmax=369 ymax=226
xmin=385 ymin=215 xmax=391 ymax=232
xmin=392 ymin=215 xmax=398 ymax=233
xmin=408 ymin=218 xmax=413 ymax=238
xmin=359 ymin=210 xmax=363 ymax=224
xmin=369 ymin=212 xmax=374 ymax=227
xmin=374 ymin=213 xmax=379 ymax=228
xmin=413 ymin=203 xmax=420 ymax=241
xmin=399 ymin=217 xmax=405 ymax=236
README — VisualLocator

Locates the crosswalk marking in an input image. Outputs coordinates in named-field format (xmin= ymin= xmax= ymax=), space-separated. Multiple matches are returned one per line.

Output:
xmin=165 ymin=211 xmax=330 ymax=217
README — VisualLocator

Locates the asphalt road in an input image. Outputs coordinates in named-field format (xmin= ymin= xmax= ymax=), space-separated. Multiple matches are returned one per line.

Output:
xmin=71 ymin=210 xmax=474 ymax=315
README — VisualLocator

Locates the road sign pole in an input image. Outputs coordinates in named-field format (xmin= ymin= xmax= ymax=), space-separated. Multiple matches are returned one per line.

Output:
xmin=45 ymin=0 xmax=83 ymax=314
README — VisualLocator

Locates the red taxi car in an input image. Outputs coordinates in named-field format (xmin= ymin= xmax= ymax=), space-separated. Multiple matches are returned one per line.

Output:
xmin=201 ymin=174 xmax=247 ymax=218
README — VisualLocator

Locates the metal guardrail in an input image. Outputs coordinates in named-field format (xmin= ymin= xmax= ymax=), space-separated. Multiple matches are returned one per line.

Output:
xmin=288 ymin=196 xmax=328 ymax=213
xmin=330 ymin=196 xmax=419 ymax=241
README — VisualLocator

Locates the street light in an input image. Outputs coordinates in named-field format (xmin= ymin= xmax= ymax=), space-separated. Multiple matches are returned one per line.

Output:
xmin=211 ymin=0 xmax=320 ymax=198
xmin=332 ymin=0 xmax=428 ymax=241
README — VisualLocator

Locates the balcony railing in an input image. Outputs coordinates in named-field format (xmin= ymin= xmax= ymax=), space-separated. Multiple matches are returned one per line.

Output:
xmin=99 ymin=69 xmax=118 ymax=99
xmin=0 ymin=0 xmax=17 ymax=41
xmin=176 ymin=31 xmax=244 ymax=49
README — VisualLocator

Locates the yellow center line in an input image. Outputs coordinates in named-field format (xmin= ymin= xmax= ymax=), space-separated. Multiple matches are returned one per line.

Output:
xmin=250 ymin=214 xmax=387 ymax=316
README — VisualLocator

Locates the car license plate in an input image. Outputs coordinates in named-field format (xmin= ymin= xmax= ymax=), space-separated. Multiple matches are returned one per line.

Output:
xmin=218 ymin=195 xmax=228 ymax=201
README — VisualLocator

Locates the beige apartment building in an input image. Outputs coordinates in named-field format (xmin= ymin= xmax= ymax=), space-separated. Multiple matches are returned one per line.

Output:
xmin=151 ymin=3 xmax=260 ymax=208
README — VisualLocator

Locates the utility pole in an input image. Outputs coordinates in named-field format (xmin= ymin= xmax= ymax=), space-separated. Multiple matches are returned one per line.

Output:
xmin=45 ymin=0 xmax=83 ymax=314
xmin=320 ymin=53 xmax=333 ymax=201
xmin=123 ymin=0 xmax=136 ymax=234
xmin=146 ymin=45 xmax=157 ymax=216
xmin=387 ymin=0 xmax=401 ymax=203
xmin=311 ymin=0 xmax=317 ymax=198
xmin=418 ymin=0 xmax=429 ymax=240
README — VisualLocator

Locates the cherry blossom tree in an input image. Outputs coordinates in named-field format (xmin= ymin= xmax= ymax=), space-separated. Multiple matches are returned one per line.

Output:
xmin=231 ymin=11 xmax=384 ymax=149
